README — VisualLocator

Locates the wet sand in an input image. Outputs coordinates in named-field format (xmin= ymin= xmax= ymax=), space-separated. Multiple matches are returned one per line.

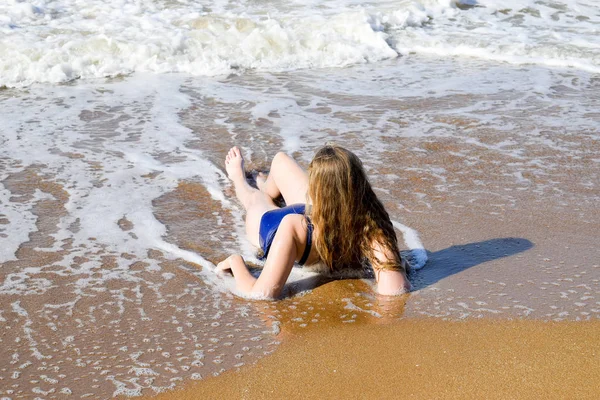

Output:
xmin=150 ymin=319 xmax=600 ymax=399
xmin=2 ymin=59 xmax=599 ymax=398
xmin=147 ymin=195 xmax=600 ymax=399
xmin=149 ymin=73 xmax=600 ymax=397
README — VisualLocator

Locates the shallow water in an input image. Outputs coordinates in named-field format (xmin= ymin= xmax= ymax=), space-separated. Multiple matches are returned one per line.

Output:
xmin=1 ymin=55 xmax=599 ymax=398
xmin=2 ymin=0 xmax=600 ymax=396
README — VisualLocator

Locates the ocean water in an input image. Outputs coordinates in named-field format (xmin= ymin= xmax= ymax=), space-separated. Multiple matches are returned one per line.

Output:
xmin=1 ymin=0 xmax=600 ymax=398
xmin=2 ymin=0 xmax=600 ymax=87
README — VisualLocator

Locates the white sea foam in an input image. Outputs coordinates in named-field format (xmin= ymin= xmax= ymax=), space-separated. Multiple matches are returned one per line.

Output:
xmin=0 ymin=73 xmax=234 ymax=300
xmin=391 ymin=0 xmax=600 ymax=72
xmin=1 ymin=0 xmax=598 ymax=87
xmin=0 ymin=183 xmax=39 ymax=261
xmin=392 ymin=220 xmax=428 ymax=270
xmin=342 ymin=298 xmax=383 ymax=317
xmin=0 ymin=0 xmax=398 ymax=87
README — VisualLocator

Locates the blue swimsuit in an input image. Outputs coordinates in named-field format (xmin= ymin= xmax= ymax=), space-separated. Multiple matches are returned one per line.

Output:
xmin=258 ymin=204 xmax=313 ymax=265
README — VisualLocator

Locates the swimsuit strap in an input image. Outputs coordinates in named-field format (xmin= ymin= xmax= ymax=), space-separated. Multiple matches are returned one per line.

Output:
xmin=298 ymin=217 xmax=313 ymax=266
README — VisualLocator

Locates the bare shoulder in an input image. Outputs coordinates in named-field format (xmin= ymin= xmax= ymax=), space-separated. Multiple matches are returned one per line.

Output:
xmin=275 ymin=214 xmax=314 ymax=262
xmin=369 ymin=238 xmax=411 ymax=294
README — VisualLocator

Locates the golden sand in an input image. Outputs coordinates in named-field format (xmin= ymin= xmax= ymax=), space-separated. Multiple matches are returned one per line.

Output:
xmin=149 ymin=319 xmax=600 ymax=400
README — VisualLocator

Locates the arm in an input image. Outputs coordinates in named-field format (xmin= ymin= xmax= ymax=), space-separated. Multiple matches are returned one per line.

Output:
xmin=216 ymin=216 xmax=299 ymax=298
xmin=371 ymin=241 xmax=411 ymax=296
xmin=216 ymin=254 xmax=257 ymax=292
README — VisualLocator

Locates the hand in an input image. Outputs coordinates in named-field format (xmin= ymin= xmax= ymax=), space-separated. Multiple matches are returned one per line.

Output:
xmin=216 ymin=254 xmax=242 ymax=275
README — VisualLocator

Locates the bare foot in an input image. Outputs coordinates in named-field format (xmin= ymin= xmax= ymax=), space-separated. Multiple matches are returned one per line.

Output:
xmin=225 ymin=146 xmax=245 ymax=183
xmin=256 ymin=172 xmax=268 ymax=192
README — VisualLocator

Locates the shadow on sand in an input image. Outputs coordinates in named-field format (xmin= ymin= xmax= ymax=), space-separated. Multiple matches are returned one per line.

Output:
xmin=407 ymin=237 xmax=534 ymax=291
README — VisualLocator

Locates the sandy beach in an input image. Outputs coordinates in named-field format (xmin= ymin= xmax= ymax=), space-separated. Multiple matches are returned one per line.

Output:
xmin=150 ymin=319 xmax=600 ymax=399
xmin=2 ymin=17 xmax=599 ymax=397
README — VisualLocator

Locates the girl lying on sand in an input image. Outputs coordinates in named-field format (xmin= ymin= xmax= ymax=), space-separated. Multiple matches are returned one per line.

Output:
xmin=216 ymin=144 xmax=410 ymax=298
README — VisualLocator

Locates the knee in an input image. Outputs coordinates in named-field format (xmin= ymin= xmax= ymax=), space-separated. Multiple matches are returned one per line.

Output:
xmin=272 ymin=151 xmax=291 ymax=168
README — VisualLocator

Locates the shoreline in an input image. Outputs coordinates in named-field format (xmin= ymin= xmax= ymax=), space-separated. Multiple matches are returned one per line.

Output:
xmin=2 ymin=56 xmax=599 ymax=399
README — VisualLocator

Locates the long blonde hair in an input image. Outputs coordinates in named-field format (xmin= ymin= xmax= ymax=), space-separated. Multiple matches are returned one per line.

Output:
xmin=307 ymin=145 xmax=403 ymax=272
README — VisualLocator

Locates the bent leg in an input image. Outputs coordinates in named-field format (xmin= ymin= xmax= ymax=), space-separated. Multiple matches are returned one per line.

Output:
xmin=243 ymin=200 xmax=275 ymax=248
xmin=258 ymin=152 xmax=309 ymax=205
xmin=225 ymin=147 xmax=277 ymax=248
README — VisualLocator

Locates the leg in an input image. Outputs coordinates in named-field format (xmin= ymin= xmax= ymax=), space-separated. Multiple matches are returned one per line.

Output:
xmin=256 ymin=152 xmax=309 ymax=205
xmin=226 ymin=147 xmax=277 ymax=248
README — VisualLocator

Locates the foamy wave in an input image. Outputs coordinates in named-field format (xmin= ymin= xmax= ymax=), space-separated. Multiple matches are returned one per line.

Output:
xmin=387 ymin=0 xmax=600 ymax=73
xmin=4 ymin=0 xmax=597 ymax=87
xmin=0 ymin=1 xmax=405 ymax=88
